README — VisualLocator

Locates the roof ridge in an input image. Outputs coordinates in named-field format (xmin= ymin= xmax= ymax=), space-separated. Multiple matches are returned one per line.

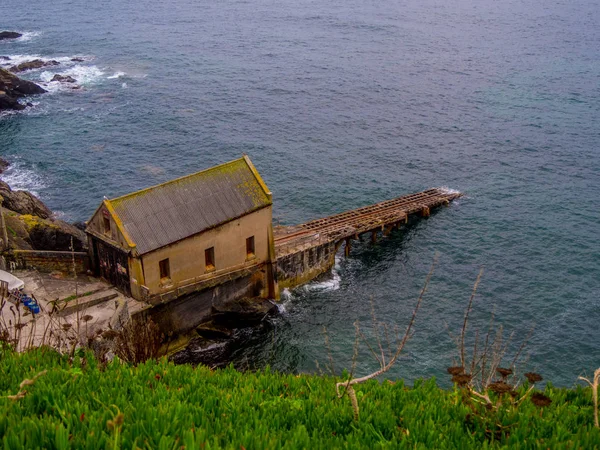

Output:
xmin=110 ymin=157 xmax=246 ymax=204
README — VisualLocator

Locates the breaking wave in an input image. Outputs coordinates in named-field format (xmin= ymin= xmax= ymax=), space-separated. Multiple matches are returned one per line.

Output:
xmin=302 ymin=256 xmax=342 ymax=292
xmin=438 ymin=186 xmax=461 ymax=195
xmin=15 ymin=31 xmax=41 ymax=42
xmin=107 ymin=71 xmax=126 ymax=79
xmin=0 ymin=161 xmax=46 ymax=197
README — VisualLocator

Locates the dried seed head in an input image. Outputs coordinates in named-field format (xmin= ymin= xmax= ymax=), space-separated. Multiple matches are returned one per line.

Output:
xmin=447 ymin=366 xmax=465 ymax=376
xmin=102 ymin=329 xmax=119 ymax=339
xmin=496 ymin=367 xmax=513 ymax=378
xmin=82 ymin=315 xmax=93 ymax=322
xmin=114 ymin=413 xmax=124 ymax=426
xmin=525 ymin=372 xmax=543 ymax=383
xmin=531 ymin=392 xmax=552 ymax=407
xmin=62 ymin=323 xmax=73 ymax=331
xmin=15 ymin=323 xmax=27 ymax=330
xmin=489 ymin=381 xmax=512 ymax=395
xmin=451 ymin=373 xmax=472 ymax=387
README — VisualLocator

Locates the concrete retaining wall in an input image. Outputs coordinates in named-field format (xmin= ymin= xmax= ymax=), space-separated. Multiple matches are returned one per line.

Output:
xmin=143 ymin=272 xmax=261 ymax=336
xmin=276 ymin=241 xmax=340 ymax=290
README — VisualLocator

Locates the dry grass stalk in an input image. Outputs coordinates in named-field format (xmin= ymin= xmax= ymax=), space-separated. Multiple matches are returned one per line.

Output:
xmin=114 ymin=316 xmax=164 ymax=364
xmin=448 ymin=270 xmax=536 ymax=411
xmin=335 ymin=256 xmax=437 ymax=421
xmin=578 ymin=368 xmax=600 ymax=428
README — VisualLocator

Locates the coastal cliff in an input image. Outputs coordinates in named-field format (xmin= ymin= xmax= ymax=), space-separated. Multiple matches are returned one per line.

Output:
xmin=0 ymin=160 xmax=86 ymax=252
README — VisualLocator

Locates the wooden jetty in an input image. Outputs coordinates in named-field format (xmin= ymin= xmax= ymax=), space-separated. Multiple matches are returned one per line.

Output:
xmin=274 ymin=187 xmax=462 ymax=289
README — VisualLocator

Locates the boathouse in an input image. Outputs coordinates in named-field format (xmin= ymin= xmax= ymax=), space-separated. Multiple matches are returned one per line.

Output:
xmin=85 ymin=156 xmax=279 ymax=311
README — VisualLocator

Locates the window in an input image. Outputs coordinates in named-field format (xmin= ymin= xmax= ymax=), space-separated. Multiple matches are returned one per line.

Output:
xmin=159 ymin=258 xmax=170 ymax=280
xmin=205 ymin=247 xmax=215 ymax=272
xmin=103 ymin=216 xmax=111 ymax=235
xmin=246 ymin=236 xmax=255 ymax=259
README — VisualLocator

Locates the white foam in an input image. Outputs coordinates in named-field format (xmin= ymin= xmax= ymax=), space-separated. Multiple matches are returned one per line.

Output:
xmin=438 ymin=186 xmax=461 ymax=195
xmin=16 ymin=31 xmax=41 ymax=42
xmin=0 ymin=54 xmax=92 ymax=74
xmin=277 ymin=288 xmax=293 ymax=313
xmin=0 ymin=162 xmax=46 ymax=197
xmin=121 ymin=82 xmax=127 ymax=89
xmin=303 ymin=256 xmax=342 ymax=292
xmin=107 ymin=71 xmax=126 ymax=79
xmin=65 ymin=65 xmax=104 ymax=85
xmin=0 ymin=54 xmax=42 ymax=68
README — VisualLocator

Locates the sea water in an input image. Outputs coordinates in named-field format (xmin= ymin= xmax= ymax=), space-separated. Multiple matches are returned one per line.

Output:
xmin=1 ymin=0 xmax=599 ymax=386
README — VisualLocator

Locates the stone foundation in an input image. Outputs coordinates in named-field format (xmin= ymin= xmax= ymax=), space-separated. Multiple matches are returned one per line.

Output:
xmin=276 ymin=241 xmax=340 ymax=290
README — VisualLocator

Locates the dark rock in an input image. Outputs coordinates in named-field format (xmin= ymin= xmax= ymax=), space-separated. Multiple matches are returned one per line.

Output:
xmin=25 ymin=216 xmax=87 ymax=251
xmin=2 ymin=210 xmax=87 ymax=252
xmin=9 ymin=59 xmax=60 ymax=74
xmin=195 ymin=321 xmax=234 ymax=340
xmin=211 ymin=297 xmax=278 ymax=327
xmin=0 ymin=157 xmax=9 ymax=174
xmin=0 ymin=67 xmax=45 ymax=111
xmin=0 ymin=91 xmax=25 ymax=110
xmin=71 ymin=57 xmax=85 ymax=62
xmin=0 ymin=56 xmax=10 ymax=61
xmin=51 ymin=74 xmax=76 ymax=83
xmin=0 ymin=180 xmax=52 ymax=218
xmin=0 ymin=31 xmax=22 ymax=41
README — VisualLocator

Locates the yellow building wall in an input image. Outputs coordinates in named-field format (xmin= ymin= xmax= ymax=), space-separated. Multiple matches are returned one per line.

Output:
xmin=87 ymin=204 xmax=130 ymax=250
xmin=141 ymin=206 xmax=272 ymax=295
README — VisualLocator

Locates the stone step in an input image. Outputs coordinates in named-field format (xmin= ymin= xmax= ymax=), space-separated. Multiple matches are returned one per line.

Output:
xmin=57 ymin=289 xmax=119 ymax=317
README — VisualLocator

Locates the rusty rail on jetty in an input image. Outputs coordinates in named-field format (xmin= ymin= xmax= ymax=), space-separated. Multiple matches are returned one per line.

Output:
xmin=274 ymin=188 xmax=462 ymax=257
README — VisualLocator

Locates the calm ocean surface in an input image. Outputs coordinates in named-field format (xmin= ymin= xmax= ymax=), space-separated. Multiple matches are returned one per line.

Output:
xmin=1 ymin=0 xmax=599 ymax=386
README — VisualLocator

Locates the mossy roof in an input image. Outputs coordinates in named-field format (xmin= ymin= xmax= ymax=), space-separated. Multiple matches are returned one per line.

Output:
xmin=106 ymin=156 xmax=271 ymax=255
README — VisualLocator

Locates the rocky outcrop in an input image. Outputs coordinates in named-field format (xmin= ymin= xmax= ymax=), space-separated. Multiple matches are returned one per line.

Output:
xmin=0 ymin=158 xmax=9 ymax=174
xmin=24 ymin=215 xmax=87 ymax=252
xmin=0 ymin=174 xmax=87 ymax=252
xmin=10 ymin=59 xmax=59 ymax=73
xmin=3 ymin=213 xmax=88 ymax=252
xmin=0 ymin=180 xmax=52 ymax=218
xmin=0 ymin=67 xmax=46 ymax=111
xmin=0 ymin=31 xmax=22 ymax=41
xmin=51 ymin=74 xmax=76 ymax=83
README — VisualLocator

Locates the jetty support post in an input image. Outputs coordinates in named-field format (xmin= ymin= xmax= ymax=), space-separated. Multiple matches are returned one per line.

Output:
xmin=344 ymin=238 xmax=351 ymax=257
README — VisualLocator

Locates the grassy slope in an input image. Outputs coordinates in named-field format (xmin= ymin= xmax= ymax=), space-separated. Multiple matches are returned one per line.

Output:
xmin=0 ymin=349 xmax=598 ymax=449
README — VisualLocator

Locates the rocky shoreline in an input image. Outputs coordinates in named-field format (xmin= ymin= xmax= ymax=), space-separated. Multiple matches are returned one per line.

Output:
xmin=0 ymin=31 xmax=83 ymax=112
xmin=0 ymin=158 xmax=87 ymax=253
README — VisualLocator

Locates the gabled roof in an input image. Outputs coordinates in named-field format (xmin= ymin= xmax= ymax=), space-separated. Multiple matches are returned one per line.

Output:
xmin=96 ymin=156 xmax=272 ymax=255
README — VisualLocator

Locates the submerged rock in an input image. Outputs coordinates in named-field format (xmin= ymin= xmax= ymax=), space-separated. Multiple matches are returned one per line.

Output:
xmin=9 ymin=59 xmax=60 ymax=73
xmin=0 ymin=67 xmax=46 ymax=111
xmin=0 ymin=31 xmax=22 ymax=41
xmin=51 ymin=74 xmax=76 ymax=83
